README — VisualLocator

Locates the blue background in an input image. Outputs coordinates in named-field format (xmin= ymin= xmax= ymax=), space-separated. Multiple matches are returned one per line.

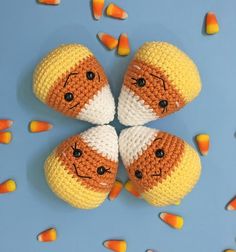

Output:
xmin=1 ymin=0 xmax=236 ymax=251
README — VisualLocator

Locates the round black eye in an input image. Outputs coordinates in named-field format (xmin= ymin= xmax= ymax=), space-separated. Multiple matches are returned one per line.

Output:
xmin=73 ymin=149 xmax=82 ymax=158
xmin=135 ymin=170 xmax=143 ymax=179
xmin=155 ymin=149 xmax=165 ymax=158
xmin=97 ymin=166 xmax=106 ymax=175
xmin=64 ymin=92 xmax=74 ymax=102
xmin=136 ymin=78 xmax=146 ymax=87
xmin=159 ymin=100 xmax=168 ymax=108
xmin=86 ymin=71 xmax=95 ymax=80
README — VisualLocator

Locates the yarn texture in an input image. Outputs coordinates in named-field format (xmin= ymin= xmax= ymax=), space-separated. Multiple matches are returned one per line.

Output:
xmin=119 ymin=126 xmax=201 ymax=207
xmin=45 ymin=125 xmax=119 ymax=209
xmin=33 ymin=44 xmax=115 ymax=125
xmin=118 ymin=41 xmax=202 ymax=126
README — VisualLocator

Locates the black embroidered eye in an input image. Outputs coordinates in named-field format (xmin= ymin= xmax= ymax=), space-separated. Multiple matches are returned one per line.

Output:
xmin=136 ymin=78 xmax=146 ymax=87
xmin=73 ymin=149 xmax=82 ymax=158
xmin=155 ymin=149 xmax=165 ymax=158
xmin=64 ymin=92 xmax=74 ymax=102
xmin=135 ymin=170 xmax=143 ymax=179
xmin=159 ymin=100 xmax=168 ymax=108
xmin=86 ymin=71 xmax=95 ymax=80
xmin=97 ymin=166 xmax=106 ymax=175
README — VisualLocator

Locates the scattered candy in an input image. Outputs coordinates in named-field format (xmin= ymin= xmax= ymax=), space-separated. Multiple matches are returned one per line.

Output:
xmin=205 ymin=12 xmax=219 ymax=35
xmin=146 ymin=250 xmax=156 ymax=252
xmin=97 ymin=32 xmax=118 ymax=50
xmin=124 ymin=180 xmax=142 ymax=198
xmin=118 ymin=33 xmax=130 ymax=56
xmin=0 ymin=179 xmax=16 ymax=194
xmin=106 ymin=3 xmax=128 ymax=20
xmin=29 ymin=120 xmax=53 ymax=133
xmin=108 ymin=180 xmax=123 ymax=201
xmin=38 ymin=0 xmax=60 ymax=5
xmin=0 ymin=120 xmax=13 ymax=131
xmin=92 ymin=0 xmax=104 ymax=20
xmin=0 ymin=132 xmax=12 ymax=144
xmin=37 ymin=228 xmax=57 ymax=242
xmin=103 ymin=240 xmax=127 ymax=252
xmin=195 ymin=134 xmax=210 ymax=156
xmin=159 ymin=212 xmax=184 ymax=229
xmin=224 ymin=250 xmax=235 ymax=252
xmin=226 ymin=197 xmax=236 ymax=211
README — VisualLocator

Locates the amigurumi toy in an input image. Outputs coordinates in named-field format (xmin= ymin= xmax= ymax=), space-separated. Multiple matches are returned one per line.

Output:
xmin=33 ymin=44 xmax=115 ymax=125
xmin=45 ymin=125 xmax=119 ymax=209
xmin=119 ymin=126 xmax=201 ymax=207
xmin=118 ymin=41 xmax=202 ymax=126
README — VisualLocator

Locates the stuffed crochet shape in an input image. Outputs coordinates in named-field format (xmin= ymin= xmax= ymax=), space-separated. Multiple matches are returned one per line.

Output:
xmin=45 ymin=125 xmax=119 ymax=209
xmin=118 ymin=41 xmax=202 ymax=126
xmin=33 ymin=44 xmax=115 ymax=125
xmin=119 ymin=126 xmax=201 ymax=207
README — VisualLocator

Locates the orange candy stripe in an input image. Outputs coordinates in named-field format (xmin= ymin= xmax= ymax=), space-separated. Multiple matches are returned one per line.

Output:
xmin=118 ymin=33 xmax=130 ymax=56
xmin=124 ymin=180 xmax=142 ymax=198
xmin=205 ymin=12 xmax=219 ymax=35
xmin=106 ymin=3 xmax=128 ymax=20
xmin=97 ymin=32 xmax=118 ymax=50
xmin=29 ymin=120 xmax=53 ymax=133
xmin=160 ymin=212 xmax=184 ymax=229
xmin=0 ymin=120 xmax=13 ymax=131
xmin=37 ymin=228 xmax=57 ymax=242
xmin=226 ymin=197 xmax=236 ymax=211
xmin=108 ymin=180 xmax=123 ymax=201
xmin=195 ymin=134 xmax=210 ymax=156
xmin=103 ymin=240 xmax=127 ymax=252
xmin=92 ymin=0 xmax=105 ymax=20
xmin=38 ymin=0 xmax=60 ymax=5
xmin=0 ymin=132 xmax=12 ymax=144
xmin=0 ymin=179 xmax=16 ymax=194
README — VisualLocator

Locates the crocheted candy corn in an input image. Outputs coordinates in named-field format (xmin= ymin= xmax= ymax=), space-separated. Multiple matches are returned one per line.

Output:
xmin=106 ymin=3 xmax=128 ymax=20
xmin=108 ymin=180 xmax=123 ymax=201
xmin=97 ymin=32 xmax=118 ymax=50
xmin=33 ymin=44 xmax=115 ymax=125
xmin=45 ymin=125 xmax=118 ymax=209
xmin=103 ymin=240 xmax=127 ymax=252
xmin=37 ymin=228 xmax=57 ymax=242
xmin=0 ymin=119 xmax=13 ymax=131
xmin=118 ymin=41 xmax=202 ymax=126
xmin=159 ymin=212 xmax=184 ymax=229
xmin=92 ymin=0 xmax=105 ymax=20
xmin=119 ymin=126 xmax=201 ymax=207
xmin=205 ymin=12 xmax=219 ymax=35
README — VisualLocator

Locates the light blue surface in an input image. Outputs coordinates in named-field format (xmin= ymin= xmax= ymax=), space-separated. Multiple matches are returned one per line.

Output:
xmin=1 ymin=0 xmax=236 ymax=251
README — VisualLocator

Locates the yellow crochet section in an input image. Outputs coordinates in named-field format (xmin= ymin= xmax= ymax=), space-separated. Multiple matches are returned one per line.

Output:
xmin=33 ymin=44 xmax=93 ymax=103
xmin=134 ymin=42 xmax=202 ymax=103
xmin=45 ymin=151 xmax=107 ymax=209
xmin=142 ymin=142 xmax=201 ymax=207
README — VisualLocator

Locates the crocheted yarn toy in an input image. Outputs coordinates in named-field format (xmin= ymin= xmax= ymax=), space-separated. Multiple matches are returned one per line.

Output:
xmin=118 ymin=41 xmax=202 ymax=126
xmin=33 ymin=44 xmax=115 ymax=125
xmin=45 ymin=125 xmax=119 ymax=209
xmin=119 ymin=126 xmax=201 ymax=207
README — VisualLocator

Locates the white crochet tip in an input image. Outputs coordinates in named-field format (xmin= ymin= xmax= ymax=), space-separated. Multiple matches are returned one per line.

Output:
xmin=81 ymin=125 xmax=118 ymax=162
xmin=118 ymin=86 xmax=157 ymax=126
xmin=119 ymin=126 xmax=158 ymax=167
xmin=77 ymin=85 xmax=115 ymax=125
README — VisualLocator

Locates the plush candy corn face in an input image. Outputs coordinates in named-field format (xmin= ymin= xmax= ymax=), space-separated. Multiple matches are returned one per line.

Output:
xmin=118 ymin=42 xmax=202 ymax=126
xmin=119 ymin=126 xmax=201 ymax=207
xmin=45 ymin=125 xmax=118 ymax=209
xmin=33 ymin=44 xmax=115 ymax=125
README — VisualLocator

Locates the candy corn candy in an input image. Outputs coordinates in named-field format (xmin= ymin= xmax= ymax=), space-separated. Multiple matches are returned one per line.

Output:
xmin=0 ymin=120 xmax=13 ymax=131
xmin=92 ymin=0 xmax=104 ymax=20
xmin=38 ymin=0 xmax=60 ymax=5
xmin=29 ymin=120 xmax=53 ymax=133
xmin=108 ymin=180 xmax=123 ymax=201
xmin=0 ymin=179 xmax=16 ymax=194
xmin=224 ymin=250 xmax=235 ymax=252
xmin=226 ymin=197 xmax=236 ymax=211
xmin=160 ymin=212 xmax=184 ymax=229
xmin=195 ymin=134 xmax=210 ymax=156
xmin=205 ymin=12 xmax=219 ymax=35
xmin=37 ymin=228 xmax=57 ymax=242
xmin=118 ymin=33 xmax=130 ymax=56
xmin=103 ymin=240 xmax=127 ymax=252
xmin=97 ymin=32 xmax=118 ymax=50
xmin=0 ymin=132 xmax=12 ymax=144
xmin=106 ymin=3 xmax=128 ymax=20
xmin=124 ymin=180 xmax=142 ymax=198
